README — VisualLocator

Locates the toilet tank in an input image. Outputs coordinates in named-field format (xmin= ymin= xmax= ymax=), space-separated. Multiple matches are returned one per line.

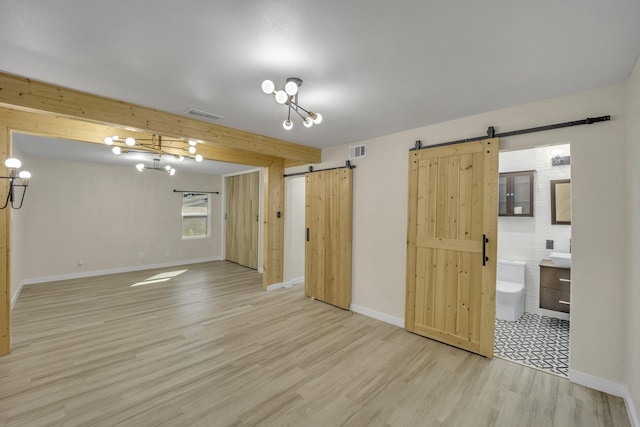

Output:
xmin=497 ymin=260 xmax=526 ymax=284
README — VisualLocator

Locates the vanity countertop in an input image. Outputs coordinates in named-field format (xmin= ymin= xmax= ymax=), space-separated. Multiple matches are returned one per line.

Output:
xmin=539 ymin=259 xmax=570 ymax=269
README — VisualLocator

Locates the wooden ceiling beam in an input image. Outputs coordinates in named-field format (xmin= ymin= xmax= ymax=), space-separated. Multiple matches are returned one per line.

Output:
xmin=0 ymin=71 xmax=321 ymax=165
xmin=0 ymin=108 xmax=280 ymax=167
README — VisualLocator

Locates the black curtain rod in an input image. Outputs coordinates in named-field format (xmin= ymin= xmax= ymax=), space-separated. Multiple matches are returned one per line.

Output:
xmin=410 ymin=115 xmax=610 ymax=151
xmin=173 ymin=190 xmax=220 ymax=194
xmin=284 ymin=160 xmax=356 ymax=178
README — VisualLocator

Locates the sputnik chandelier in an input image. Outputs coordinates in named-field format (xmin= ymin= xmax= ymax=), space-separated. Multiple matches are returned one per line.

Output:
xmin=103 ymin=134 xmax=204 ymax=176
xmin=261 ymin=77 xmax=322 ymax=130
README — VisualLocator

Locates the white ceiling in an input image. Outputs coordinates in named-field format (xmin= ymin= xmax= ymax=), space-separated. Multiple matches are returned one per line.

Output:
xmin=1 ymin=0 xmax=639 ymax=156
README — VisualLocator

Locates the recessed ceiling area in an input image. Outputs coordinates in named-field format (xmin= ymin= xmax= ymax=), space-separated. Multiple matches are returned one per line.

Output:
xmin=13 ymin=134 xmax=256 ymax=176
xmin=0 ymin=1 xmax=639 ymax=149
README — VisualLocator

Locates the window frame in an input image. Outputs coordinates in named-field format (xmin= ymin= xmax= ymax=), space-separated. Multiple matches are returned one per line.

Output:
xmin=181 ymin=192 xmax=211 ymax=240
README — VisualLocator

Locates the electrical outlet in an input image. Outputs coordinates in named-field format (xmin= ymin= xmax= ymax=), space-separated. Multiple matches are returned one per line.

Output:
xmin=546 ymin=240 xmax=554 ymax=250
xmin=166 ymin=251 xmax=171 ymax=257
xmin=77 ymin=259 xmax=84 ymax=267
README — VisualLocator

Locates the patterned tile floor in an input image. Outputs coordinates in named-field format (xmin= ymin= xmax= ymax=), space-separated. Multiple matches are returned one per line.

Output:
xmin=494 ymin=312 xmax=570 ymax=377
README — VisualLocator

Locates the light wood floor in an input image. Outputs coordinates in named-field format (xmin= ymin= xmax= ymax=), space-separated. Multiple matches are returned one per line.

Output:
xmin=0 ymin=261 xmax=630 ymax=426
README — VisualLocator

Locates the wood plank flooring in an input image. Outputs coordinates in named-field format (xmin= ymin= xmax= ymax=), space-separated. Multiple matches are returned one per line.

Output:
xmin=0 ymin=261 xmax=630 ymax=426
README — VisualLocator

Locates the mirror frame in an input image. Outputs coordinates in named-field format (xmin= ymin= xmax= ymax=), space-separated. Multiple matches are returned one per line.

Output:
xmin=550 ymin=179 xmax=571 ymax=225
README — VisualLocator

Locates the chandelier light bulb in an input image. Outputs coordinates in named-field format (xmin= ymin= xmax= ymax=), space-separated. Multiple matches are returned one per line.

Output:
xmin=262 ymin=79 xmax=275 ymax=94
xmin=275 ymin=90 xmax=289 ymax=105
xmin=178 ymin=155 xmax=184 ymax=161
xmin=284 ymin=81 xmax=298 ymax=96
xmin=125 ymin=137 xmax=136 ymax=146
xmin=188 ymin=140 xmax=197 ymax=147
xmin=311 ymin=112 xmax=323 ymax=124
xmin=283 ymin=119 xmax=293 ymax=130
xmin=104 ymin=137 xmax=114 ymax=145
xmin=112 ymin=146 xmax=122 ymax=155
xmin=165 ymin=165 xmax=171 ymax=171
xmin=4 ymin=157 xmax=21 ymax=169
xmin=169 ymin=168 xmax=176 ymax=176
xmin=303 ymin=117 xmax=313 ymax=128
xmin=195 ymin=154 xmax=203 ymax=162
xmin=136 ymin=163 xmax=145 ymax=171
xmin=112 ymin=136 xmax=120 ymax=142
xmin=18 ymin=170 xmax=31 ymax=179
xmin=188 ymin=146 xmax=196 ymax=154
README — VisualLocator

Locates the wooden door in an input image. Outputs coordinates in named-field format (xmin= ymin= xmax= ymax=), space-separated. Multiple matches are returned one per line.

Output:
xmin=225 ymin=172 xmax=259 ymax=269
xmin=305 ymin=168 xmax=353 ymax=310
xmin=405 ymin=139 xmax=498 ymax=357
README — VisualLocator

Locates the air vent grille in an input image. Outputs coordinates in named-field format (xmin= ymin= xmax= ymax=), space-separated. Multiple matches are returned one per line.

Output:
xmin=183 ymin=107 xmax=224 ymax=122
xmin=349 ymin=144 xmax=366 ymax=159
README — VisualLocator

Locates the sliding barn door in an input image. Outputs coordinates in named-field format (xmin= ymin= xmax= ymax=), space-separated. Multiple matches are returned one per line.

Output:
xmin=405 ymin=139 xmax=498 ymax=358
xmin=225 ymin=172 xmax=259 ymax=269
xmin=305 ymin=168 xmax=353 ymax=310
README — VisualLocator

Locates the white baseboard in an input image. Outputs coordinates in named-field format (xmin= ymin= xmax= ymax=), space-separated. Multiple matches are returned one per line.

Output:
xmin=349 ymin=304 xmax=404 ymax=328
xmin=10 ymin=282 xmax=24 ymax=311
xmin=569 ymin=369 xmax=638 ymax=426
xmin=569 ymin=369 xmax=626 ymax=397
xmin=283 ymin=276 xmax=304 ymax=288
xmin=18 ymin=257 xmax=223 ymax=288
xmin=266 ymin=276 xmax=304 ymax=292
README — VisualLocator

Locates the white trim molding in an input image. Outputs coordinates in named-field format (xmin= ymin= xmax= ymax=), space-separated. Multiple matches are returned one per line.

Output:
xmin=10 ymin=282 xmax=25 ymax=311
xmin=16 ymin=256 xmax=223 ymax=290
xmin=569 ymin=369 xmax=638 ymax=427
xmin=266 ymin=276 xmax=304 ymax=292
xmin=349 ymin=304 xmax=404 ymax=328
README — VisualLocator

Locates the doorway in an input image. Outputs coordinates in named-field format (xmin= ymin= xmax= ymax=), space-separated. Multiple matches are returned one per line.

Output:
xmin=494 ymin=143 xmax=572 ymax=377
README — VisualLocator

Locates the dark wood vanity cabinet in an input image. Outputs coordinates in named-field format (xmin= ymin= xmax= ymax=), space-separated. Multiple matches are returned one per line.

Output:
xmin=539 ymin=260 xmax=571 ymax=313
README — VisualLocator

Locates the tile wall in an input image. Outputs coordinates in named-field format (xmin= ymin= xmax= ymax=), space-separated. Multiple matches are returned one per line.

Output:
xmin=498 ymin=144 xmax=572 ymax=319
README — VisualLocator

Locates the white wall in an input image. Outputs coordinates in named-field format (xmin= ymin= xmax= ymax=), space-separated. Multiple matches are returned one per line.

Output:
xmin=12 ymin=156 xmax=223 ymax=300
xmin=626 ymin=55 xmax=640 ymax=425
xmin=283 ymin=176 xmax=305 ymax=282
xmin=498 ymin=145 xmax=572 ymax=318
xmin=286 ymin=83 xmax=628 ymax=390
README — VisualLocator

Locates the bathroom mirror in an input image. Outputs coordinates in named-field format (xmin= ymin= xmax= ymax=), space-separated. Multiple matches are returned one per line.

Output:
xmin=551 ymin=179 xmax=571 ymax=225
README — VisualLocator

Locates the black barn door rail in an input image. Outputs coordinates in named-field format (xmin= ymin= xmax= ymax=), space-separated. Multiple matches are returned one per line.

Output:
xmin=284 ymin=160 xmax=356 ymax=178
xmin=410 ymin=115 xmax=610 ymax=151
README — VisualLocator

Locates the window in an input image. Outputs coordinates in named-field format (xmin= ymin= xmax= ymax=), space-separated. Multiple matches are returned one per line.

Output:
xmin=181 ymin=193 xmax=210 ymax=238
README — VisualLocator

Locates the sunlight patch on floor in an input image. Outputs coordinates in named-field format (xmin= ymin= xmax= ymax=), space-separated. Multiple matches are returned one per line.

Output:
xmin=130 ymin=269 xmax=188 ymax=287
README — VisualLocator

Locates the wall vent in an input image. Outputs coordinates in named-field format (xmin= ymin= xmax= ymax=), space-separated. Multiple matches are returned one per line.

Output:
xmin=349 ymin=144 xmax=366 ymax=159
xmin=183 ymin=107 xmax=224 ymax=122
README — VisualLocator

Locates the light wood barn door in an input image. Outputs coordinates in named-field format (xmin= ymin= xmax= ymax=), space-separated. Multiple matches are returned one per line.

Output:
xmin=405 ymin=139 xmax=498 ymax=358
xmin=225 ymin=172 xmax=259 ymax=269
xmin=305 ymin=168 xmax=353 ymax=310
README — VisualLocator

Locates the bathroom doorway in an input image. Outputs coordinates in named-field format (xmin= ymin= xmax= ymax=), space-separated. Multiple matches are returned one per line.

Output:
xmin=494 ymin=143 xmax=572 ymax=377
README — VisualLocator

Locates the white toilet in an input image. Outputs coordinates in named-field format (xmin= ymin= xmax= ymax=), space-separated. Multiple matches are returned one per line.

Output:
xmin=496 ymin=260 xmax=526 ymax=321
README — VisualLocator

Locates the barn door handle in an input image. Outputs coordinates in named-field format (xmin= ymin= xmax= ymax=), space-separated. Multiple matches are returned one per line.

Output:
xmin=306 ymin=228 xmax=310 ymax=242
xmin=482 ymin=234 xmax=489 ymax=266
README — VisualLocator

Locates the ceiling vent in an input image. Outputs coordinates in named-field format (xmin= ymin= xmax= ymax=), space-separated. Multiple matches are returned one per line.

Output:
xmin=349 ymin=144 xmax=366 ymax=159
xmin=183 ymin=107 xmax=224 ymax=122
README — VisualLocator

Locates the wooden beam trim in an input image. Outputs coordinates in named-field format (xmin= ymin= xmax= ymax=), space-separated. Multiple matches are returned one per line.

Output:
xmin=0 ymin=72 xmax=321 ymax=164
xmin=0 ymin=108 xmax=279 ymax=167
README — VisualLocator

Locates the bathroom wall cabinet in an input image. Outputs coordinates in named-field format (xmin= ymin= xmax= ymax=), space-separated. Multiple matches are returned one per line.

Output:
xmin=539 ymin=259 xmax=571 ymax=313
xmin=499 ymin=170 xmax=534 ymax=217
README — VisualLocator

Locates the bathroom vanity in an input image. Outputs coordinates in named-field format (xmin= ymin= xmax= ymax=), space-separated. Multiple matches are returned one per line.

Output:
xmin=539 ymin=259 xmax=571 ymax=313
